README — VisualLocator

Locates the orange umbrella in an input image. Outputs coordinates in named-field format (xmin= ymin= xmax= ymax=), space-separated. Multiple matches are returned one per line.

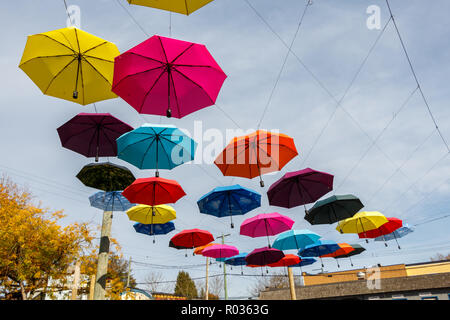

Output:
xmin=194 ymin=243 xmax=220 ymax=255
xmin=214 ymin=130 xmax=298 ymax=187
xmin=268 ymin=254 xmax=300 ymax=267
xmin=320 ymin=243 xmax=355 ymax=268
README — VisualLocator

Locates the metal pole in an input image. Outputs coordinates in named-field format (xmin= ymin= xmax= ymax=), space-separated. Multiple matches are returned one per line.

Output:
xmin=93 ymin=210 xmax=113 ymax=300
xmin=126 ymin=256 xmax=132 ymax=288
xmin=205 ymin=257 xmax=209 ymax=300
xmin=215 ymin=233 xmax=230 ymax=300
xmin=288 ymin=267 xmax=296 ymax=300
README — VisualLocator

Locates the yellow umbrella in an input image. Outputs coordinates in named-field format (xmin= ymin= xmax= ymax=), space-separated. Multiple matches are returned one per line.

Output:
xmin=127 ymin=0 xmax=214 ymax=15
xmin=126 ymin=204 xmax=176 ymax=224
xmin=337 ymin=211 xmax=389 ymax=242
xmin=19 ymin=27 xmax=119 ymax=105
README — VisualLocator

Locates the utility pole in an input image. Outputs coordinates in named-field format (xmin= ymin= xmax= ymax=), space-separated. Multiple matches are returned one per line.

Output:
xmin=287 ymin=267 xmax=296 ymax=300
xmin=71 ymin=260 xmax=81 ymax=300
xmin=93 ymin=210 xmax=113 ymax=300
xmin=126 ymin=256 xmax=132 ymax=288
xmin=215 ymin=233 xmax=231 ymax=300
xmin=89 ymin=275 xmax=95 ymax=300
xmin=205 ymin=257 xmax=209 ymax=300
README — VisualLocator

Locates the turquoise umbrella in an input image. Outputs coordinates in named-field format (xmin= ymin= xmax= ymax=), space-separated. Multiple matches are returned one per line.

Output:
xmin=272 ymin=229 xmax=321 ymax=251
xmin=116 ymin=124 xmax=197 ymax=176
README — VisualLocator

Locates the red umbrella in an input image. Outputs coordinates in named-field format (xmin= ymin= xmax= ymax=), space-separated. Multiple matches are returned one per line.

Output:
xmin=122 ymin=177 xmax=186 ymax=205
xmin=358 ymin=217 xmax=402 ymax=239
xmin=171 ymin=229 xmax=214 ymax=250
xmin=267 ymin=254 xmax=300 ymax=267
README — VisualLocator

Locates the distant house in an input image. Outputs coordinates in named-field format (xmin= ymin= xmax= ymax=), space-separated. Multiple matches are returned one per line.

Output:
xmin=259 ymin=260 xmax=450 ymax=300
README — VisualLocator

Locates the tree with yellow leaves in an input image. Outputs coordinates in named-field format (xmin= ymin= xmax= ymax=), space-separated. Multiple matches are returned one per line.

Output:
xmin=0 ymin=176 xmax=135 ymax=300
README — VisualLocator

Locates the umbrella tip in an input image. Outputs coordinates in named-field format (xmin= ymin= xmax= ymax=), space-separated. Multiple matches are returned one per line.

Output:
xmin=73 ymin=90 xmax=78 ymax=99
xmin=155 ymin=171 xmax=159 ymax=177
xmin=166 ymin=108 xmax=172 ymax=118
xmin=260 ymin=180 xmax=265 ymax=188
xmin=231 ymin=223 xmax=234 ymax=229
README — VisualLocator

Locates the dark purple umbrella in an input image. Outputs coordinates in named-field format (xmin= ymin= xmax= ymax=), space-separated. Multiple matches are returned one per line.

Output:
xmin=267 ymin=168 xmax=334 ymax=210
xmin=245 ymin=247 xmax=285 ymax=266
xmin=57 ymin=113 xmax=133 ymax=161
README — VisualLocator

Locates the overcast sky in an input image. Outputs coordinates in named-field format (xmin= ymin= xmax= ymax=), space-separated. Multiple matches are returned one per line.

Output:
xmin=1 ymin=0 xmax=450 ymax=298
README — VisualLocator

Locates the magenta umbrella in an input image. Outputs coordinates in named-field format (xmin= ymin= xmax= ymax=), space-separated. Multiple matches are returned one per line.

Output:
xmin=57 ymin=113 xmax=133 ymax=161
xmin=245 ymin=247 xmax=285 ymax=267
xmin=112 ymin=35 xmax=227 ymax=119
xmin=201 ymin=244 xmax=239 ymax=259
xmin=267 ymin=168 xmax=334 ymax=211
xmin=240 ymin=213 xmax=294 ymax=247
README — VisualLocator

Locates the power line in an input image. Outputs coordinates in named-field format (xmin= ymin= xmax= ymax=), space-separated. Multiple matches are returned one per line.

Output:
xmin=385 ymin=0 xmax=450 ymax=154
xmin=115 ymin=0 xmax=150 ymax=37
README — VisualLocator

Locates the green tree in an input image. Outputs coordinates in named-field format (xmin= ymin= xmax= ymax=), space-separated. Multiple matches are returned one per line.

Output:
xmin=174 ymin=271 xmax=198 ymax=299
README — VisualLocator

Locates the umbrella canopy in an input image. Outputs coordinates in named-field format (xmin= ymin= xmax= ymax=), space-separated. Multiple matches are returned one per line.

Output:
xmin=57 ymin=113 xmax=133 ymax=161
xmin=337 ymin=211 xmax=389 ymax=243
xmin=336 ymin=243 xmax=366 ymax=266
xmin=272 ymin=229 xmax=321 ymax=251
xmin=126 ymin=204 xmax=176 ymax=224
xmin=19 ymin=27 xmax=119 ymax=105
xmin=292 ymin=257 xmax=317 ymax=268
xmin=358 ymin=217 xmax=402 ymax=239
xmin=169 ymin=239 xmax=186 ymax=250
xmin=133 ymin=221 xmax=175 ymax=236
xmin=214 ymin=130 xmax=298 ymax=187
xmin=122 ymin=177 xmax=186 ymax=206
xmin=197 ymin=184 xmax=261 ymax=228
xmin=112 ymin=35 xmax=226 ymax=119
xmin=201 ymin=244 xmax=239 ymax=259
xmin=89 ymin=191 xmax=134 ymax=211
xmin=267 ymin=168 xmax=334 ymax=209
xmin=267 ymin=254 xmax=300 ymax=268
xmin=76 ymin=162 xmax=135 ymax=192
xmin=305 ymin=194 xmax=363 ymax=225
xmin=193 ymin=243 xmax=220 ymax=255
xmin=170 ymin=229 xmax=214 ymax=249
xmin=116 ymin=124 xmax=197 ymax=175
xmin=320 ymin=243 xmax=355 ymax=258
xmin=245 ymin=247 xmax=285 ymax=266
xmin=127 ymin=0 xmax=214 ymax=15
xmin=224 ymin=253 xmax=248 ymax=266
xmin=298 ymin=240 xmax=340 ymax=258
xmin=240 ymin=213 xmax=294 ymax=247
xmin=374 ymin=223 xmax=414 ymax=242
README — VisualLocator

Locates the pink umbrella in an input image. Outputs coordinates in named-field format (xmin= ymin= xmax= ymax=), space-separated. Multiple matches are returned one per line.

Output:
xmin=201 ymin=244 xmax=239 ymax=259
xmin=240 ymin=213 xmax=295 ymax=247
xmin=112 ymin=35 xmax=227 ymax=119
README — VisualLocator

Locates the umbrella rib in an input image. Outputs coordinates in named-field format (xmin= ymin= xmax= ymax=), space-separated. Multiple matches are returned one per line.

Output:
xmin=112 ymin=66 xmax=165 ymax=92
xmin=126 ymin=52 xmax=166 ymax=65
xmin=36 ymin=34 xmax=76 ymax=54
xmin=156 ymin=136 xmax=175 ymax=169
xmin=82 ymin=57 xmax=115 ymax=86
xmin=168 ymin=69 xmax=182 ymax=118
xmin=19 ymin=54 xmax=76 ymax=67
xmin=43 ymin=58 xmax=77 ymax=94
xmin=171 ymin=68 xmax=215 ymax=104
xmin=82 ymin=41 xmax=108 ymax=55
xmin=220 ymin=140 xmax=251 ymax=177
xmin=84 ymin=55 xmax=115 ymax=63
xmin=139 ymin=138 xmax=157 ymax=169
xmin=170 ymin=43 xmax=195 ymax=64
xmin=139 ymin=69 xmax=167 ymax=113
xmin=157 ymin=36 xmax=169 ymax=64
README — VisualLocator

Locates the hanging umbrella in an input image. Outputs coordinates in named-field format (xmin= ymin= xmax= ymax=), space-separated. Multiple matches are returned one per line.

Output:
xmin=170 ymin=229 xmax=214 ymax=249
xmin=19 ymin=27 xmax=119 ymax=105
xmin=169 ymin=239 xmax=186 ymax=250
xmin=267 ymin=168 xmax=334 ymax=210
xmin=374 ymin=223 xmax=414 ymax=250
xmin=240 ymin=213 xmax=295 ymax=247
xmin=272 ymin=229 xmax=321 ymax=251
xmin=337 ymin=211 xmax=389 ymax=243
xmin=292 ymin=257 xmax=316 ymax=268
xmin=112 ymin=35 xmax=227 ymax=119
xmin=197 ymin=184 xmax=261 ymax=228
xmin=133 ymin=221 xmax=175 ymax=244
xmin=194 ymin=243 xmax=220 ymax=255
xmin=224 ymin=252 xmax=248 ymax=275
xmin=298 ymin=240 xmax=340 ymax=267
xmin=57 ymin=113 xmax=133 ymax=161
xmin=267 ymin=254 xmax=300 ymax=268
xmin=76 ymin=162 xmax=135 ymax=192
xmin=245 ymin=247 xmax=285 ymax=266
xmin=127 ymin=0 xmax=215 ymax=15
xmin=201 ymin=244 xmax=239 ymax=259
xmin=122 ymin=177 xmax=186 ymax=206
xmin=214 ymin=130 xmax=298 ymax=187
xmin=116 ymin=124 xmax=197 ymax=176
xmin=126 ymin=204 xmax=176 ymax=224
xmin=305 ymin=194 xmax=363 ymax=232
xmin=358 ymin=217 xmax=403 ymax=248
xmin=89 ymin=191 xmax=134 ymax=211
xmin=336 ymin=244 xmax=366 ymax=267
xmin=320 ymin=243 xmax=355 ymax=268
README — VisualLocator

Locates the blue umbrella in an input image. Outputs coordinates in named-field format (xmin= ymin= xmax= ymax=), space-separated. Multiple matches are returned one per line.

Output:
xmin=272 ymin=229 xmax=321 ymax=251
xmin=225 ymin=252 xmax=248 ymax=275
xmin=89 ymin=191 xmax=134 ymax=212
xmin=116 ymin=124 xmax=197 ymax=176
xmin=298 ymin=240 xmax=340 ymax=267
xmin=197 ymin=184 xmax=261 ymax=228
xmin=291 ymin=257 xmax=317 ymax=282
xmin=133 ymin=222 xmax=175 ymax=243
xmin=374 ymin=223 xmax=414 ymax=249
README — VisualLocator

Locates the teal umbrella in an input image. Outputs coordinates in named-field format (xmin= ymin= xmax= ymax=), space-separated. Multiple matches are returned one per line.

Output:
xmin=116 ymin=124 xmax=197 ymax=176
xmin=272 ymin=229 xmax=321 ymax=251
